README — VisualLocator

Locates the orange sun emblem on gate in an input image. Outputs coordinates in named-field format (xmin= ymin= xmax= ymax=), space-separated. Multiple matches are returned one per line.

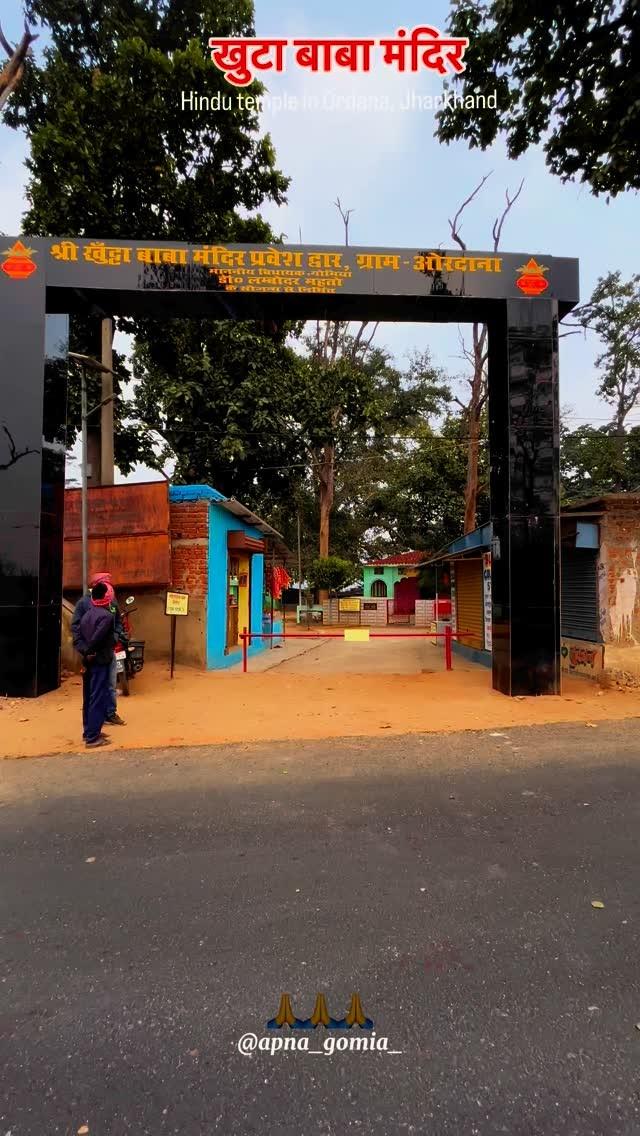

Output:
xmin=516 ymin=257 xmax=549 ymax=297
xmin=1 ymin=240 xmax=37 ymax=281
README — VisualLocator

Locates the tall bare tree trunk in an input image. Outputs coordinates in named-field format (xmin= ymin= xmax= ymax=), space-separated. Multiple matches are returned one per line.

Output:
xmin=317 ymin=443 xmax=335 ymax=602
xmin=460 ymin=321 xmax=487 ymax=533
xmin=448 ymin=175 xmax=524 ymax=533
xmin=464 ymin=408 xmax=481 ymax=534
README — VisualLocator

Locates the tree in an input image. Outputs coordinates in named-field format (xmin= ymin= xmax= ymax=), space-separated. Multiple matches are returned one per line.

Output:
xmin=300 ymin=323 xmax=379 ymax=563
xmin=258 ymin=344 xmax=454 ymax=576
xmin=308 ymin=556 xmax=358 ymax=596
xmin=130 ymin=316 xmax=306 ymax=512
xmin=291 ymin=340 xmax=452 ymax=574
xmin=6 ymin=0 xmax=288 ymax=240
xmin=561 ymin=422 xmax=640 ymax=499
xmin=366 ymin=415 xmax=489 ymax=553
xmin=447 ymin=172 xmax=523 ymax=532
xmin=572 ymin=272 xmax=640 ymax=433
xmin=4 ymin=0 xmax=290 ymax=468
xmin=566 ymin=272 xmax=640 ymax=488
xmin=295 ymin=197 xmax=380 ymax=569
xmin=436 ymin=0 xmax=640 ymax=197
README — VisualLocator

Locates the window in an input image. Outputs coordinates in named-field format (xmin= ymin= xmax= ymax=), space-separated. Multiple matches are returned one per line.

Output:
xmin=371 ymin=579 xmax=388 ymax=597
xmin=374 ymin=566 xmax=384 ymax=575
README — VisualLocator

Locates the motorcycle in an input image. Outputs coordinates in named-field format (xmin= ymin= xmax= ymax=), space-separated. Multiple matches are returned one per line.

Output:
xmin=115 ymin=595 xmax=146 ymax=696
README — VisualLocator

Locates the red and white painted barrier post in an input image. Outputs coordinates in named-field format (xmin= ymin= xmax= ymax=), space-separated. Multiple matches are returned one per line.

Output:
xmin=445 ymin=624 xmax=453 ymax=671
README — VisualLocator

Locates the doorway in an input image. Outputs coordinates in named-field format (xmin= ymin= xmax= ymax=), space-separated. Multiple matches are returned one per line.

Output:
xmin=393 ymin=575 xmax=420 ymax=618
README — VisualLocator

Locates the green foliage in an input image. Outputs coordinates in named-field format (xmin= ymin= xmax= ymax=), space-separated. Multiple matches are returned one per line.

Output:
xmin=130 ymin=316 xmax=306 ymax=509
xmin=6 ymin=0 xmax=288 ymax=239
xmin=561 ymin=423 xmax=640 ymax=499
xmin=308 ymin=556 xmax=358 ymax=593
xmin=4 ymin=0 xmax=290 ymax=469
xmin=365 ymin=414 xmax=489 ymax=554
xmin=4 ymin=1 xmax=497 ymax=557
xmin=436 ymin=0 xmax=640 ymax=197
xmin=561 ymin=272 xmax=640 ymax=497
xmin=270 ymin=345 xmax=457 ymax=562
xmin=571 ymin=272 xmax=640 ymax=423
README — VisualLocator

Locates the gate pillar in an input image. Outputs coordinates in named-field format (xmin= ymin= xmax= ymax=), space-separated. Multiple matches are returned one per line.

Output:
xmin=488 ymin=298 xmax=561 ymax=695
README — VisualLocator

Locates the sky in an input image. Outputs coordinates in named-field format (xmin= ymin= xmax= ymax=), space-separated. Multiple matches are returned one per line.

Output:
xmin=1 ymin=0 xmax=639 ymax=485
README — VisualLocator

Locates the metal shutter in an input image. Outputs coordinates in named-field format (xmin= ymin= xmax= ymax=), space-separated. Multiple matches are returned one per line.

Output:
xmin=455 ymin=560 xmax=484 ymax=651
xmin=561 ymin=549 xmax=599 ymax=642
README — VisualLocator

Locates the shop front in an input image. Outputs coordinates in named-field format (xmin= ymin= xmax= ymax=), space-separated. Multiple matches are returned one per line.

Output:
xmin=429 ymin=506 xmax=640 ymax=682
xmin=226 ymin=529 xmax=265 ymax=653
xmin=170 ymin=485 xmax=290 ymax=669
xmin=428 ymin=524 xmax=493 ymax=668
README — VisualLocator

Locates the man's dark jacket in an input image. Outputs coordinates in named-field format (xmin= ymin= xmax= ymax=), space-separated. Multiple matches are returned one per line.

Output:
xmin=77 ymin=604 xmax=116 ymax=666
xmin=72 ymin=594 xmax=125 ymax=653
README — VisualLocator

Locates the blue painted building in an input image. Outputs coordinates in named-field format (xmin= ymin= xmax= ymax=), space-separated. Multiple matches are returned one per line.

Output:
xmin=169 ymin=485 xmax=287 ymax=670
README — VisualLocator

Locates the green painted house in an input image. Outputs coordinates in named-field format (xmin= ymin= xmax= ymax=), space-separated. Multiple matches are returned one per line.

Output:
xmin=362 ymin=551 xmax=429 ymax=608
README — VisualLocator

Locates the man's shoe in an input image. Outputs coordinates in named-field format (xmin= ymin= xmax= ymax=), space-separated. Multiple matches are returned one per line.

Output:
xmin=106 ymin=714 xmax=126 ymax=726
xmin=85 ymin=736 xmax=109 ymax=748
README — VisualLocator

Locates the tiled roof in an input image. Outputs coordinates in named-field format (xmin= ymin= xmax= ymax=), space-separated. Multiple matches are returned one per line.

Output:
xmin=365 ymin=551 xmax=429 ymax=567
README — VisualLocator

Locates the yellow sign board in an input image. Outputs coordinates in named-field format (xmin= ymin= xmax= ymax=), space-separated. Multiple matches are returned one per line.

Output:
xmin=165 ymin=591 xmax=190 ymax=617
xmin=344 ymin=628 xmax=370 ymax=642
xmin=339 ymin=597 xmax=360 ymax=612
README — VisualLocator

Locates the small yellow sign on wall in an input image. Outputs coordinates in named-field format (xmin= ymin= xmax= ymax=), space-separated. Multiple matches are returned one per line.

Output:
xmin=344 ymin=628 xmax=370 ymax=642
xmin=339 ymin=598 xmax=360 ymax=612
xmin=166 ymin=591 xmax=190 ymax=617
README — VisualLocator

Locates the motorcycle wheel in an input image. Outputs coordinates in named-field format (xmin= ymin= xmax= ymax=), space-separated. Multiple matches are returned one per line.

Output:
xmin=119 ymin=668 xmax=130 ymax=697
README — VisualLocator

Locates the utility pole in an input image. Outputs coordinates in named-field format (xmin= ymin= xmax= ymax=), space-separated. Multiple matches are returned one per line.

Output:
xmin=69 ymin=352 xmax=125 ymax=595
xmin=297 ymin=511 xmax=303 ymax=614
xmin=100 ymin=317 xmax=114 ymax=485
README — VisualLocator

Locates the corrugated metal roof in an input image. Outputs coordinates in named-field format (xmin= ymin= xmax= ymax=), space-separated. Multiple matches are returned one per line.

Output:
xmin=169 ymin=484 xmax=283 ymax=539
xmin=218 ymin=497 xmax=283 ymax=540
xmin=428 ymin=523 xmax=492 ymax=563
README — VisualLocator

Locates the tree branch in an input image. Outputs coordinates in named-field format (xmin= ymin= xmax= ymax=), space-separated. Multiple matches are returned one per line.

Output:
xmin=0 ymin=424 xmax=39 ymax=471
xmin=448 ymin=173 xmax=492 ymax=252
xmin=334 ymin=197 xmax=354 ymax=246
xmin=363 ymin=321 xmax=379 ymax=355
xmin=0 ymin=21 xmax=38 ymax=112
xmin=492 ymin=178 xmax=525 ymax=251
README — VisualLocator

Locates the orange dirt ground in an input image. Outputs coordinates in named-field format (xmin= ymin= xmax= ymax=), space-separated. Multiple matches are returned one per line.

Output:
xmin=2 ymin=657 xmax=639 ymax=759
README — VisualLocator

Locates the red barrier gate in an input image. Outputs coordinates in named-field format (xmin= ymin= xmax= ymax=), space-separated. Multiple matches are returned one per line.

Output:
xmin=239 ymin=624 xmax=471 ymax=673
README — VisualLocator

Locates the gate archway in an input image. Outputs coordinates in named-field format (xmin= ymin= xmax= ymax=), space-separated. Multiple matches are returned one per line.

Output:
xmin=0 ymin=237 xmax=578 ymax=697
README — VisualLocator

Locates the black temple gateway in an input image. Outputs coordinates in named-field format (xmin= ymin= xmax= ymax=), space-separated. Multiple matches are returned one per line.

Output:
xmin=0 ymin=237 xmax=578 ymax=697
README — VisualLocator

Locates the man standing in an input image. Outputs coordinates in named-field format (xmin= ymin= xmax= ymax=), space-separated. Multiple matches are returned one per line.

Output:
xmin=77 ymin=582 xmax=117 ymax=748
xmin=72 ymin=570 xmax=126 ymax=728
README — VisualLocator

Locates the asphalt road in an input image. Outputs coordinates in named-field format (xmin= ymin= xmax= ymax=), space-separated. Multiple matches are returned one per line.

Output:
xmin=2 ymin=721 xmax=640 ymax=1135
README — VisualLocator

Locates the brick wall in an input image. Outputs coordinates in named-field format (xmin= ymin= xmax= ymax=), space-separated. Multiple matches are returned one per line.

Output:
xmin=415 ymin=600 xmax=435 ymax=627
xmin=321 ymin=599 xmax=388 ymax=625
xmin=598 ymin=503 xmax=640 ymax=644
xmin=359 ymin=599 xmax=388 ymax=626
xmin=169 ymin=501 xmax=209 ymax=598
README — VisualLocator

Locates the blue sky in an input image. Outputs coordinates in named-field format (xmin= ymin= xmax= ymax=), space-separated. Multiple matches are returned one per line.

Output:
xmin=2 ymin=0 xmax=639 ymax=458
